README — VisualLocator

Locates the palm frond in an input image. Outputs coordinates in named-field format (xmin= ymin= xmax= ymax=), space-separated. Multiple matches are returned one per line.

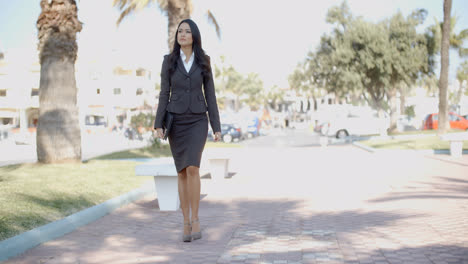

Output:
xmin=459 ymin=47 xmax=468 ymax=58
xmin=113 ymin=0 xmax=155 ymax=26
xmin=458 ymin=29 xmax=468 ymax=40
xmin=116 ymin=5 xmax=135 ymax=25
xmin=113 ymin=0 xmax=129 ymax=10
xmin=206 ymin=9 xmax=221 ymax=39
xmin=157 ymin=0 xmax=168 ymax=11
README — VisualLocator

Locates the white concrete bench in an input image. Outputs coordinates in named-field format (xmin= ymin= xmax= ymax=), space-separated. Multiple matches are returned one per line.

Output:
xmin=135 ymin=158 xmax=180 ymax=211
xmin=440 ymin=132 xmax=468 ymax=158
xmin=208 ymin=157 xmax=230 ymax=181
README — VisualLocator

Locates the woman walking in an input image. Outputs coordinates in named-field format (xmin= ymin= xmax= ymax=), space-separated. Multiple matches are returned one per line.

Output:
xmin=154 ymin=19 xmax=221 ymax=242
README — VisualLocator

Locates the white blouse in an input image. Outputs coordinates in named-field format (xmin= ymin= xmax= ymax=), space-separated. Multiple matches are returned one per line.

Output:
xmin=180 ymin=50 xmax=194 ymax=73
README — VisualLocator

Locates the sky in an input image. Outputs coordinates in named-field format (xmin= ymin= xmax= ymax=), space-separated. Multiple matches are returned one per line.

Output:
xmin=1 ymin=0 xmax=467 ymax=89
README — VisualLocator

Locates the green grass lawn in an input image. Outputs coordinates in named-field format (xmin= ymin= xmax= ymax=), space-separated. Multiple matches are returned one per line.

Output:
xmin=388 ymin=128 xmax=465 ymax=136
xmin=0 ymin=160 xmax=153 ymax=241
xmin=93 ymin=143 xmax=173 ymax=159
xmin=0 ymin=140 xmax=243 ymax=241
xmin=94 ymin=141 xmax=242 ymax=160
xmin=360 ymin=135 xmax=468 ymax=150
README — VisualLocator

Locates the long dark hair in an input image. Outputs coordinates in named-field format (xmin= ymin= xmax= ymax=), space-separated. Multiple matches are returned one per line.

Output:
xmin=168 ymin=19 xmax=212 ymax=78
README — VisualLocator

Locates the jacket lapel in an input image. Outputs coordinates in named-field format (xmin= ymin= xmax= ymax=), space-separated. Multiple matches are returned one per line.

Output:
xmin=188 ymin=61 xmax=199 ymax=76
xmin=178 ymin=57 xmax=199 ymax=76
xmin=177 ymin=57 xmax=188 ymax=76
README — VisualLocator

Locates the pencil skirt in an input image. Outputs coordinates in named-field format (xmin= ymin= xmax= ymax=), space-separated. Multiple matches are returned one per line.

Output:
xmin=168 ymin=112 xmax=208 ymax=173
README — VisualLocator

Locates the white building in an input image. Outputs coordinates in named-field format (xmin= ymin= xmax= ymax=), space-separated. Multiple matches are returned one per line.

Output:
xmin=0 ymin=50 xmax=158 ymax=140
xmin=0 ymin=58 xmax=40 ymax=136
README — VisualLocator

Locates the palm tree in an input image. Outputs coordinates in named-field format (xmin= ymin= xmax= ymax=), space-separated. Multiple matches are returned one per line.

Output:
xmin=113 ymin=0 xmax=220 ymax=51
xmin=438 ymin=0 xmax=452 ymax=133
xmin=36 ymin=0 xmax=83 ymax=163
xmin=429 ymin=16 xmax=468 ymax=58
xmin=454 ymin=61 xmax=468 ymax=106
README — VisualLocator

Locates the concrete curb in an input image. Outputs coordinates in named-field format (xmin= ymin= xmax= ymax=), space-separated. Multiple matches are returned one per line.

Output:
xmin=353 ymin=140 xmax=439 ymax=155
xmin=352 ymin=141 xmax=468 ymax=155
xmin=0 ymin=182 xmax=155 ymax=262
xmin=351 ymin=141 xmax=378 ymax=153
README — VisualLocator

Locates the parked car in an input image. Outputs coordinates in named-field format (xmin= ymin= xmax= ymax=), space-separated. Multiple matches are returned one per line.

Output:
xmin=423 ymin=112 xmax=468 ymax=130
xmin=246 ymin=117 xmax=260 ymax=138
xmin=320 ymin=110 xmax=389 ymax=139
xmin=208 ymin=124 xmax=243 ymax=143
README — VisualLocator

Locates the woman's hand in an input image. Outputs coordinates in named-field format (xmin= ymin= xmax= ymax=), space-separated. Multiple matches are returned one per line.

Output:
xmin=155 ymin=128 xmax=164 ymax=139
xmin=214 ymin=132 xmax=222 ymax=142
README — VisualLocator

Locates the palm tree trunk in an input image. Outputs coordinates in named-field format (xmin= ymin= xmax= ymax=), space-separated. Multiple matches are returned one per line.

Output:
xmin=438 ymin=0 xmax=452 ymax=134
xmin=166 ymin=0 xmax=192 ymax=51
xmin=36 ymin=0 xmax=82 ymax=163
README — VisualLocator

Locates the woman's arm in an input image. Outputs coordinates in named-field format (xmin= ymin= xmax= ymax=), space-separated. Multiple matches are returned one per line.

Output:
xmin=203 ymin=64 xmax=221 ymax=133
xmin=154 ymin=55 xmax=171 ymax=129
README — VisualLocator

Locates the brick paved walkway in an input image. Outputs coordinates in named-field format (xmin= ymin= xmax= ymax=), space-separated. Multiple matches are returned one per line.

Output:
xmin=4 ymin=146 xmax=468 ymax=264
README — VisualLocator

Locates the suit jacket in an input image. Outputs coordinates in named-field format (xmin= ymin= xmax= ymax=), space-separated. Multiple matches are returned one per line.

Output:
xmin=154 ymin=55 xmax=221 ymax=133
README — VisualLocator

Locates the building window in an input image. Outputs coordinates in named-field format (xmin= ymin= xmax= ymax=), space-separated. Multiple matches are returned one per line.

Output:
xmin=1 ymin=118 xmax=13 ymax=125
xmin=136 ymin=88 xmax=143 ymax=95
xmin=97 ymin=88 xmax=101 ymax=95
xmin=31 ymin=89 xmax=39 ymax=97
xmin=113 ymin=88 xmax=121 ymax=95
xmin=0 ymin=90 xmax=6 ymax=97
xmin=136 ymin=68 xmax=146 ymax=76
xmin=113 ymin=67 xmax=132 ymax=76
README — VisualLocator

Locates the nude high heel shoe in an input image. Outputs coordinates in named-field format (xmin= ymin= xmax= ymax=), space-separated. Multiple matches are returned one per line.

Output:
xmin=183 ymin=222 xmax=192 ymax=242
xmin=191 ymin=219 xmax=202 ymax=240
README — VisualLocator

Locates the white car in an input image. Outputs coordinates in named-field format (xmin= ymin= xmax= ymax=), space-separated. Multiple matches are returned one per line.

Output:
xmin=320 ymin=111 xmax=389 ymax=139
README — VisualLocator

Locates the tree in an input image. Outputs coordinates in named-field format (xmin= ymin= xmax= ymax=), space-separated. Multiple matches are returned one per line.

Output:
xmin=241 ymin=73 xmax=264 ymax=111
xmin=304 ymin=3 xmax=430 ymax=133
xmin=215 ymin=62 xmax=244 ymax=111
xmin=426 ymin=12 xmax=468 ymax=132
xmin=289 ymin=59 xmax=325 ymax=111
xmin=113 ymin=0 xmax=220 ymax=51
xmin=385 ymin=9 xmax=429 ymax=132
xmin=428 ymin=15 xmax=468 ymax=58
xmin=214 ymin=59 xmax=264 ymax=111
xmin=438 ymin=0 xmax=452 ymax=133
xmin=453 ymin=61 xmax=468 ymax=106
xmin=36 ymin=0 xmax=82 ymax=163
xmin=316 ymin=2 xmax=362 ymax=101
xmin=265 ymin=85 xmax=286 ymax=112
xmin=418 ymin=74 xmax=439 ymax=96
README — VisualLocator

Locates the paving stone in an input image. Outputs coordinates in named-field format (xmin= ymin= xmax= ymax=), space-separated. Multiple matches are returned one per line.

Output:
xmin=3 ymin=146 xmax=468 ymax=264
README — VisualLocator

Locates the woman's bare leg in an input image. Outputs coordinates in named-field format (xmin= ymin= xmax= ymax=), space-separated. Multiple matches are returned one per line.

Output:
xmin=178 ymin=168 xmax=191 ymax=235
xmin=186 ymin=166 xmax=201 ymax=232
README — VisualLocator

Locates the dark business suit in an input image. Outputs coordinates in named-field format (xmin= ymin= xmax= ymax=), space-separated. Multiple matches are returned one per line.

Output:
xmin=154 ymin=55 xmax=221 ymax=133
xmin=154 ymin=54 xmax=221 ymax=172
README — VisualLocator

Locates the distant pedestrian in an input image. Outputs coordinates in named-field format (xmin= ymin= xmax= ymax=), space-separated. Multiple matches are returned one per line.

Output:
xmin=154 ymin=19 xmax=221 ymax=242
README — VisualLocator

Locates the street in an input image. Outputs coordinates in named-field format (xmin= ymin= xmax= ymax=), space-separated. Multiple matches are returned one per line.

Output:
xmin=3 ymin=127 xmax=468 ymax=263
xmin=0 ymin=133 xmax=150 ymax=167
xmin=0 ymin=127 xmax=329 ymax=167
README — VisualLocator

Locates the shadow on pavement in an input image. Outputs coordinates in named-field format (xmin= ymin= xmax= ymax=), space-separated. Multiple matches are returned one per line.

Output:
xmin=5 ymin=145 xmax=468 ymax=263
xmin=6 ymin=197 xmax=463 ymax=263
xmin=368 ymin=175 xmax=468 ymax=203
